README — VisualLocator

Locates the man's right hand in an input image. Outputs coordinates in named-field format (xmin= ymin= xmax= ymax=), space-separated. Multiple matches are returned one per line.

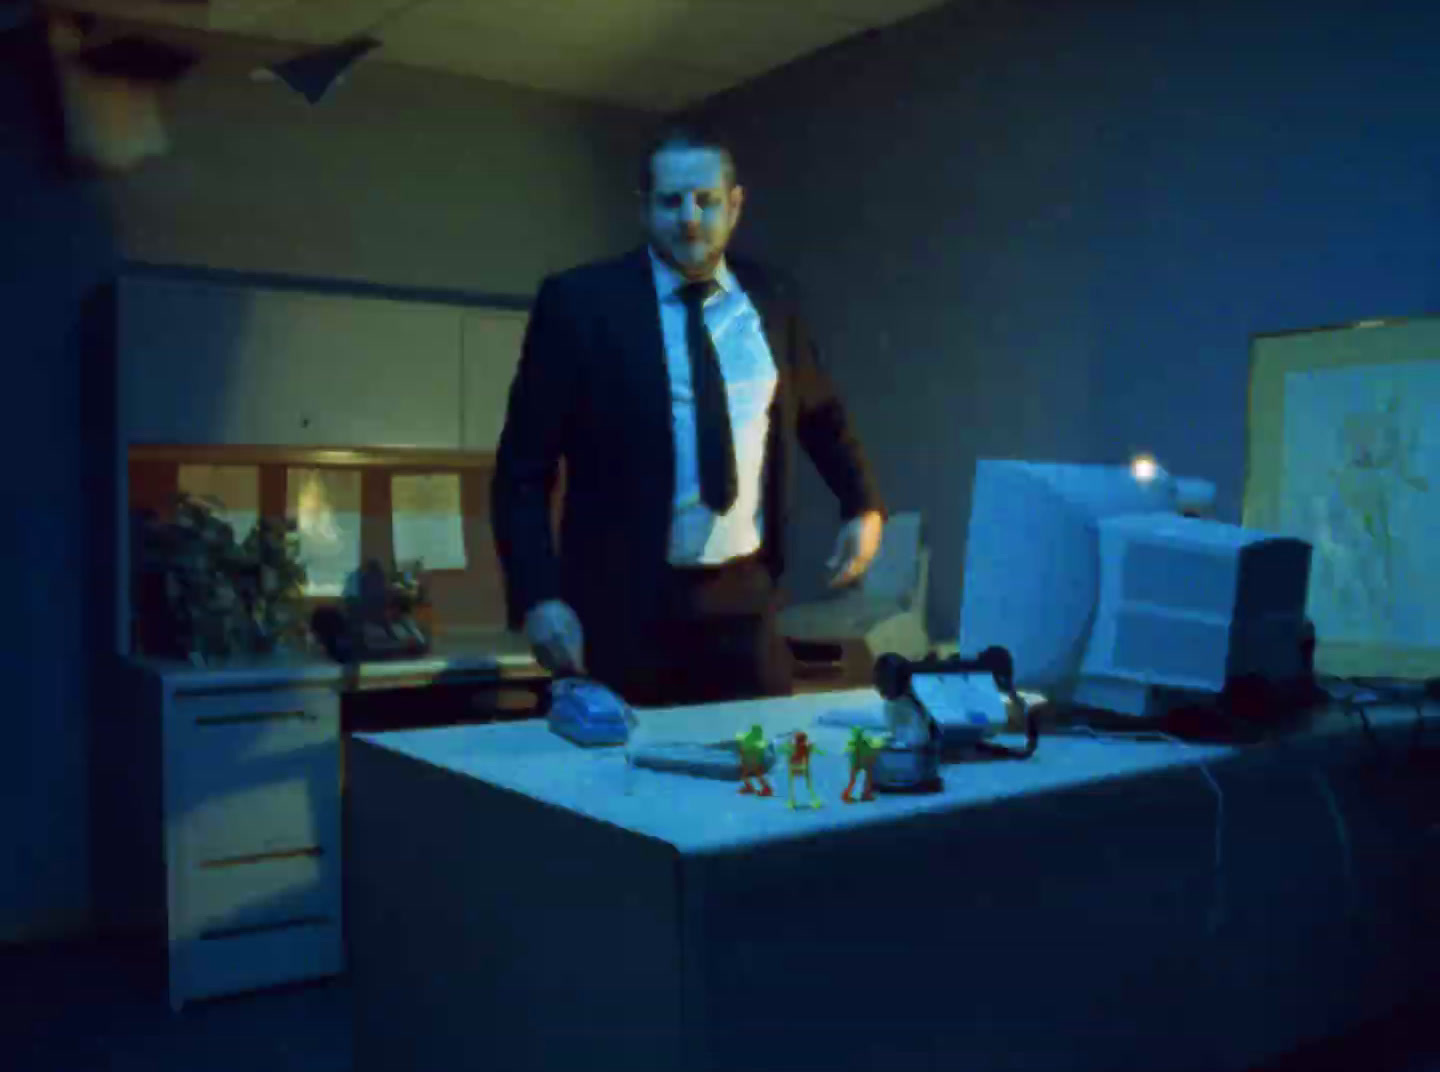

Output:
xmin=523 ymin=599 xmax=585 ymax=675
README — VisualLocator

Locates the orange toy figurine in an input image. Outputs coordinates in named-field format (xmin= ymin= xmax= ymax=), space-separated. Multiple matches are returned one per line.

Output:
xmin=841 ymin=727 xmax=887 ymax=803
xmin=735 ymin=724 xmax=774 ymax=797
xmin=781 ymin=731 xmax=823 ymax=810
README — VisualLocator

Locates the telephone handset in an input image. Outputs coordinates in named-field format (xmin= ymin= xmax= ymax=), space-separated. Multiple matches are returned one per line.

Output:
xmin=873 ymin=647 xmax=1039 ymax=759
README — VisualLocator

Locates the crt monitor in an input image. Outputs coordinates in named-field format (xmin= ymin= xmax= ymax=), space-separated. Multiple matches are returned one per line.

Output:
xmin=957 ymin=460 xmax=1313 ymax=716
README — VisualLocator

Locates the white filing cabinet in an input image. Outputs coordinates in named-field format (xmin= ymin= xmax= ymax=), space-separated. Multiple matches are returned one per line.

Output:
xmin=96 ymin=659 xmax=345 ymax=1010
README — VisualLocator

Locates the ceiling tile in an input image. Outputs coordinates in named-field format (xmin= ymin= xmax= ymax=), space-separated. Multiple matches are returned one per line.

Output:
xmin=684 ymin=0 xmax=949 ymax=25
xmin=377 ymin=11 xmax=737 ymax=111
xmin=41 ymin=0 xmax=214 ymax=30
xmin=42 ymin=0 xmax=310 ymax=32
xmin=391 ymin=0 xmax=862 ymax=78
xmin=40 ymin=0 xmax=956 ymax=111
xmin=240 ymin=0 xmax=424 ymax=44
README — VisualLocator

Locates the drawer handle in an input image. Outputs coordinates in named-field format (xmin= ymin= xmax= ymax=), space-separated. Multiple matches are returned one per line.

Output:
xmin=199 ymin=915 xmax=332 ymax=942
xmin=199 ymin=847 xmax=324 ymax=870
xmin=194 ymin=710 xmax=310 ymax=727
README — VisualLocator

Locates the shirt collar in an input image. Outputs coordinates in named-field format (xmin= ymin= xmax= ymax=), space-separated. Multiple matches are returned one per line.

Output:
xmin=648 ymin=244 xmax=737 ymax=302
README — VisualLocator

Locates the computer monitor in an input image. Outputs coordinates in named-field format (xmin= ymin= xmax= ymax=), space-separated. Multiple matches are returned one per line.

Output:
xmin=958 ymin=461 xmax=1313 ymax=717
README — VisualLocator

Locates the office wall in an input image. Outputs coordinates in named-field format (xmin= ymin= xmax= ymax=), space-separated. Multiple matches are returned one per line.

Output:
xmin=3 ymin=25 xmax=650 ymax=944
xmin=106 ymin=37 xmax=651 ymax=293
xmin=694 ymin=0 xmax=1440 ymax=638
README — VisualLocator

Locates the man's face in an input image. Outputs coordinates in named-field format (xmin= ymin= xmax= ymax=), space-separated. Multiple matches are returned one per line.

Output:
xmin=643 ymin=146 xmax=744 ymax=280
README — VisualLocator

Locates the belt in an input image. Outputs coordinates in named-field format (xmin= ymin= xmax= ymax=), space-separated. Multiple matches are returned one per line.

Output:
xmin=665 ymin=551 xmax=765 ymax=577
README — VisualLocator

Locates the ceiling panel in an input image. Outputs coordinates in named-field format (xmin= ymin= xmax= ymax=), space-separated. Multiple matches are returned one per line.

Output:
xmin=41 ymin=0 xmax=209 ymax=29
xmin=389 ymin=0 xmax=865 ymax=78
xmin=40 ymin=0 xmax=955 ymax=111
xmin=43 ymin=0 xmax=307 ymax=32
xmin=691 ymin=0 xmax=948 ymax=24
xmin=235 ymin=0 xmax=422 ymax=45
xmin=375 ymin=13 xmax=737 ymax=112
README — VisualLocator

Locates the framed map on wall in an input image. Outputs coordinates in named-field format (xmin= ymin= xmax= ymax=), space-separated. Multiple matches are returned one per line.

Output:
xmin=1245 ymin=316 xmax=1439 ymax=680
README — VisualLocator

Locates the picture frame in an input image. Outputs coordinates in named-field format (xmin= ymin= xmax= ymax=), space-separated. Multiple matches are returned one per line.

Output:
xmin=1244 ymin=315 xmax=1440 ymax=680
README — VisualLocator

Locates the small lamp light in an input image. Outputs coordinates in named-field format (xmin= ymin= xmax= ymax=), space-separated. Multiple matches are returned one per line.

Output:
xmin=1130 ymin=453 xmax=1163 ymax=484
xmin=1131 ymin=453 xmax=1217 ymax=517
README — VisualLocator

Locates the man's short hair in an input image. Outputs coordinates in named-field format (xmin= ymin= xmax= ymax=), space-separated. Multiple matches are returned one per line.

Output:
xmin=638 ymin=122 xmax=739 ymax=196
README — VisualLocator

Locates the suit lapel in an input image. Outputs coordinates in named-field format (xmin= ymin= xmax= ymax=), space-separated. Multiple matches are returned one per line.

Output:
xmin=727 ymin=256 xmax=794 ymax=579
xmin=611 ymin=246 xmax=676 ymax=506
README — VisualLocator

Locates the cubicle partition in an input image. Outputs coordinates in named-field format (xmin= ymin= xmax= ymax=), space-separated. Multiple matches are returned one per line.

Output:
xmin=108 ymin=266 xmax=545 ymax=653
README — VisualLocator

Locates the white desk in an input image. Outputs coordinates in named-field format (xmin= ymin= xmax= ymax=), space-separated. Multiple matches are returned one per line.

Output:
xmin=346 ymin=691 xmax=1440 ymax=1072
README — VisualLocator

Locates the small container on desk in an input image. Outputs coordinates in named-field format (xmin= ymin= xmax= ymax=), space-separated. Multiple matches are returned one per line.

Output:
xmin=871 ymin=697 xmax=943 ymax=792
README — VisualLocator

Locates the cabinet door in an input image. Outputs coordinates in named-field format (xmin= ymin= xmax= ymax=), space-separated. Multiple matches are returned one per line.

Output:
xmin=119 ymin=277 xmax=464 ymax=449
xmin=166 ymin=685 xmax=341 ymax=866
xmin=460 ymin=307 xmax=530 ymax=451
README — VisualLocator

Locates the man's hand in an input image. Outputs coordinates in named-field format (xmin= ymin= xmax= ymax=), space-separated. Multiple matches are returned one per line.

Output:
xmin=523 ymin=599 xmax=585 ymax=674
xmin=825 ymin=510 xmax=884 ymax=588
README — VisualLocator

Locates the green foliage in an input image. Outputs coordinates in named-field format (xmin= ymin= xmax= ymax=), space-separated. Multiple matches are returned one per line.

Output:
xmin=137 ymin=492 xmax=309 ymax=661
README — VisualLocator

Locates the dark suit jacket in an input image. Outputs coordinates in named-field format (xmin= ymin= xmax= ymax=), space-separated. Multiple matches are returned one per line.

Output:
xmin=491 ymin=245 xmax=884 ymax=633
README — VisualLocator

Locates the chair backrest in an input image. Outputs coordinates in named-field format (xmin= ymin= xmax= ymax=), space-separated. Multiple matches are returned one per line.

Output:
xmin=860 ymin=511 xmax=924 ymax=604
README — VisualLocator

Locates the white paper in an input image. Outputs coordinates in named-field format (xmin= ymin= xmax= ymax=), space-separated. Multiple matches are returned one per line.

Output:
xmin=286 ymin=467 xmax=363 ymax=597
xmin=1280 ymin=362 xmax=1439 ymax=646
xmin=177 ymin=464 xmax=259 ymax=542
xmin=910 ymin=672 xmax=1008 ymax=732
xmin=391 ymin=472 xmax=467 ymax=571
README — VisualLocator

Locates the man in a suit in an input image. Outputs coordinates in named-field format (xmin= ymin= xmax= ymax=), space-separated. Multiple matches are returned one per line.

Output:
xmin=491 ymin=124 xmax=885 ymax=707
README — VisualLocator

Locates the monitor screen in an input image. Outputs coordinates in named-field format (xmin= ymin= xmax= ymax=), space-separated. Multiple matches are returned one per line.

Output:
xmin=958 ymin=461 xmax=1180 ymax=694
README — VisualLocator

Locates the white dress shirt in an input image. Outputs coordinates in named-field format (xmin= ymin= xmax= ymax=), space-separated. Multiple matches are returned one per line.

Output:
xmin=648 ymin=247 xmax=778 ymax=566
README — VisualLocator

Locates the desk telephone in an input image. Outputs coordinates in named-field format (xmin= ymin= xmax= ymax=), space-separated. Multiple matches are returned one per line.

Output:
xmin=545 ymin=675 xmax=637 ymax=746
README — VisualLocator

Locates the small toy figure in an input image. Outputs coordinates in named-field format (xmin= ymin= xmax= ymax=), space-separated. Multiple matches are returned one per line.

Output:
xmin=781 ymin=731 xmax=822 ymax=810
xmin=735 ymin=724 xmax=774 ymax=797
xmin=841 ymin=727 xmax=888 ymax=803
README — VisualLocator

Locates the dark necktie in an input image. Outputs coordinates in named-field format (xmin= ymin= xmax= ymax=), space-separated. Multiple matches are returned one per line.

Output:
xmin=679 ymin=280 xmax=738 ymax=514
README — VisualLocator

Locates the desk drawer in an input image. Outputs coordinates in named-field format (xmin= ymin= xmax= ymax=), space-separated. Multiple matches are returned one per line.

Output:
xmin=168 ymin=688 xmax=340 ymax=860
xmin=170 ymin=917 xmax=343 ymax=1009
xmin=175 ymin=849 xmax=339 ymax=940
xmin=176 ymin=773 xmax=339 ymax=864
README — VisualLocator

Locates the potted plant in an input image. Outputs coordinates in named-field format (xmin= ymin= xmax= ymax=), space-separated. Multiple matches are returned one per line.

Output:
xmin=133 ymin=492 xmax=309 ymax=662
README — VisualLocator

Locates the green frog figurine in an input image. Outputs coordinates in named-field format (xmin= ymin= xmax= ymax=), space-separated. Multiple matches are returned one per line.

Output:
xmin=736 ymin=724 xmax=774 ymax=797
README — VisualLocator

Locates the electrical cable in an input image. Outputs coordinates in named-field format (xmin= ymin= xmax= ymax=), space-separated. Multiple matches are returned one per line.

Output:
xmin=1311 ymin=770 xmax=1357 ymax=912
xmin=1319 ymin=674 xmax=1434 ymax=764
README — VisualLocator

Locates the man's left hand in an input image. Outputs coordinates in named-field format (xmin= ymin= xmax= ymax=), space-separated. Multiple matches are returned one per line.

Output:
xmin=825 ymin=510 xmax=884 ymax=588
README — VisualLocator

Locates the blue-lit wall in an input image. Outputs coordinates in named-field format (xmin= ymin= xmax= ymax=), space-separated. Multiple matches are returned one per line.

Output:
xmin=695 ymin=0 xmax=1440 ymax=636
